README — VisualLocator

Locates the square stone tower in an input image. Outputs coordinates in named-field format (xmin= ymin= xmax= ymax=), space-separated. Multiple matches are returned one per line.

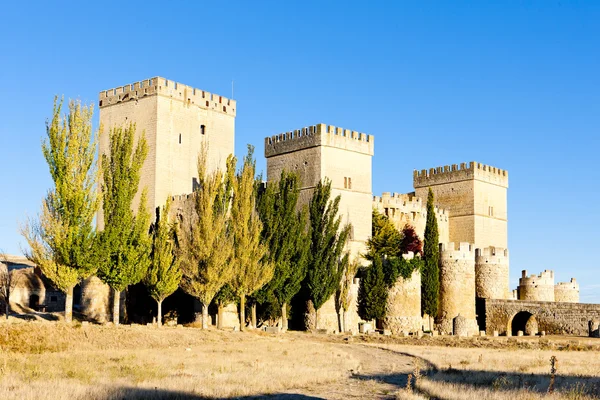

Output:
xmin=98 ymin=77 xmax=236 ymax=225
xmin=264 ymin=123 xmax=374 ymax=261
xmin=413 ymin=162 xmax=508 ymax=249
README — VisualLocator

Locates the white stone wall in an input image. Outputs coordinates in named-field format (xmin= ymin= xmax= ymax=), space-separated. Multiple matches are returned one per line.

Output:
xmin=384 ymin=268 xmax=421 ymax=333
xmin=475 ymin=247 xmax=510 ymax=299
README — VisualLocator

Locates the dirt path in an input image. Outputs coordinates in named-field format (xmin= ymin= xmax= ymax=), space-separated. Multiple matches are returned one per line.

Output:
xmin=277 ymin=341 xmax=422 ymax=399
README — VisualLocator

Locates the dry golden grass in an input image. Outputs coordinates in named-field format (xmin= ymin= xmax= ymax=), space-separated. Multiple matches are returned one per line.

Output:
xmin=0 ymin=322 xmax=358 ymax=399
xmin=373 ymin=343 xmax=600 ymax=400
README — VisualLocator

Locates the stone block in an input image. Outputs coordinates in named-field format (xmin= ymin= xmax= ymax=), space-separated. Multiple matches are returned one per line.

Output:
xmin=453 ymin=314 xmax=469 ymax=337
xmin=517 ymin=330 xmax=524 ymax=337
xmin=264 ymin=326 xmax=280 ymax=334
xmin=359 ymin=322 xmax=372 ymax=334
xmin=383 ymin=329 xmax=392 ymax=336
xmin=493 ymin=331 xmax=499 ymax=337
xmin=589 ymin=319 xmax=600 ymax=338
xmin=540 ymin=331 xmax=546 ymax=336
xmin=479 ymin=331 xmax=486 ymax=337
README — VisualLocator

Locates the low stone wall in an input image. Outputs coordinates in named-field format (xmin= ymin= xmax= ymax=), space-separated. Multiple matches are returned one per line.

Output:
xmin=480 ymin=298 xmax=600 ymax=336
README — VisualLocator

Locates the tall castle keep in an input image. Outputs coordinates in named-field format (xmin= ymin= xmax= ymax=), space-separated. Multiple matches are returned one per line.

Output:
xmin=265 ymin=123 xmax=374 ymax=259
xmin=98 ymin=77 xmax=236 ymax=226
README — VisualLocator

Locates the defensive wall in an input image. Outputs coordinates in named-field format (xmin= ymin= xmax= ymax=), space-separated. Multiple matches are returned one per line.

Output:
xmin=383 ymin=252 xmax=422 ymax=334
xmin=555 ymin=279 xmax=580 ymax=303
xmin=372 ymin=192 xmax=449 ymax=244
xmin=479 ymin=298 xmax=600 ymax=336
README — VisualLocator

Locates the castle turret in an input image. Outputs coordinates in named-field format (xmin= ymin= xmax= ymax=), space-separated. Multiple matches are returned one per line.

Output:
xmin=555 ymin=279 xmax=579 ymax=303
xmin=518 ymin=270 xmax=555 ymax=302
xmin=438 ymin=242 xmax=477 ymax=335
xmin=475 ymin=247 xmax=510 ymax=299
xmin=413 ymin=162 xmax=508 ymax=249
xmin=383 ymin=252 xmax=422 ymax=334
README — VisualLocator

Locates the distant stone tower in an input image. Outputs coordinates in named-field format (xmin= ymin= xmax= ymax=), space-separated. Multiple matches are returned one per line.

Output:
xmin=555 ymin=279 xmax=579 ymax=303
xmin=518 ymin=270 xmax=555 ymax=302
xmin=98 ymin=77 xmax=236 ymax=226
xmin=383 ymin=252 xmax=422 ymax=334
xmin=264 ymin=123 xmax=374 ymax=260
xmin=475 ymin=247 xmax=510 ymax=299
xmin=438 ymin=242 xmax=477 ymax=335
xmin=413 ymin=162 xmax=508 ymax=249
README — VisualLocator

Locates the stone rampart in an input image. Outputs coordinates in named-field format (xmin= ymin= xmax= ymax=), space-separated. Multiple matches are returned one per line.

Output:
xmin=475 ymin=247 xmax=509 ymax=299
xmin=413 ymin=161 xmax=508 ymax=188
xmin=383 ymin=253 xmax=422 ymax=333
xmin=555 ymin=279 xmax=579 ymax=303
xmin=437 ymin=242 xmax=478 ymax=335
xmin=264 ymin=123 xmax=374 ymax=158
xmin=518 ymin=270 xmax=555 ymax=302
xmin=480 ymin=298 xmax=600 ymax=336
xmin=99 ymin=77 xmax=236 ymax=116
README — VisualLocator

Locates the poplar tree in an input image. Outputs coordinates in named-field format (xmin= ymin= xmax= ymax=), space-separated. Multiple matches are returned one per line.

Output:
xmin=305 ymin=179 xmax=350 ymax=329
xmin=358 ymin=256 xmax=387 ymax=321
xmin=97 ymin=124 xmax=151 ymax=325
xmin=256 ymin=170 xmax=309 ymax=331
xmin=230 ymin=146 xmax=274 ymax=331
xmin=177 ymin=150 xmax=235 ymax=329
xmin=422 ymin=188 xmax=440 ymax=331
xmin=336 ymin=253 xmax=359 ymax=332
xmin=21 ymin=98 xmax=98 ymax=323
xmin=144 ymin=198 xmax=181 ymax=327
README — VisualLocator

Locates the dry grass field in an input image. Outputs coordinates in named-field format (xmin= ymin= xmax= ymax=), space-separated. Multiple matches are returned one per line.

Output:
xmin=1 ymin=320 xmax=600 ymax=399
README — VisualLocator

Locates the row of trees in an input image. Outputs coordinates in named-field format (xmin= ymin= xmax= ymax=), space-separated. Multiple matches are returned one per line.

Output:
xmin=20 ymin=99 xmax=352 ymax=330
xmin=358 ymin=189 xmax=440 ymax=331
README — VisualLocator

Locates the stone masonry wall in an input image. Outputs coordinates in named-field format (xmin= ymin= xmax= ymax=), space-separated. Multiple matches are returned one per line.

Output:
xmin=384 ymin=266 xmax=421 ymax=333
xmin=555 ymin=279 xmax=579 ymax=303
xmin=438 ymin=242 xmax=477 ymax=335
xmin=482 ymin=298 xmax=600 ymax=336
xmin=475 ymin=247 xmax=509 ymax=299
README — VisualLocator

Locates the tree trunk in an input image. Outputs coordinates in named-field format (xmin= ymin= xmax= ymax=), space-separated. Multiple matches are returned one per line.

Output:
xmin=343 ymin=310 xmax=349 ymax=333
xmin=113 ymin=289 xmax=120 ymax=326
xmin=217 ymin=303 xmax=224 ymax=329
xmin=314 ymin=307 xmax=319 ymax=331
xmin=65 ymin=285 xmax=74 ymax=324
xmin=5 ymin=301 xmax=9 ymax=320
xmin=157 ymin=299 xmax=162 ymax=327
xmin=251 ymin=302 xmax=257 ymax=329
xmin=338 ymin=310 xmax=345 ymax=333
xmin=281 ymin=303 xmax=288 ymax=332
xmin=429 ymin=316 xmax=433 ymax=333
xmin=239 ymin=296 xmax=246 ymax=332
xmin=201 ymin=303 xmax=208 ymax=330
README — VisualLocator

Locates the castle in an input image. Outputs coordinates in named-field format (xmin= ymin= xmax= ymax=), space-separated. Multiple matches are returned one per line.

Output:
xmin=69 ymin=77 xmax=595 ymax=335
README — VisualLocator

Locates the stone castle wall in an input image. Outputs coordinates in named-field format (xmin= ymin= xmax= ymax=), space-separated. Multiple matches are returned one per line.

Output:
xmin=475 ymin=247 xmax=509 ymax=299
xmin=384 ymin=254 xmax=421 ymax=333
xmin=413 ymin=162 xmax=508 ymax=249
xmin=518 ymin=270 xmax=555 ymax=302
xmin=555 ymin=279 xmax=579 ymax=303
xmin=438 ymin=242 xmax=478 ymax=335
xmin=372 ymin=192 xmax=449 ymax=244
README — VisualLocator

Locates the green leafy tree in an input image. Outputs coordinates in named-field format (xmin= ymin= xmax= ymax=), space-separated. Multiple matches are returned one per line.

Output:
xmin=305 ymin=179 xmax=350 ymax=329
xmin=230 ymin=146 xmax=274 ymax=331
xmin=144 ymin=198 xmax=181 ymax=327
xmin=336 ymin=253 xmax=359 ymax=332
xmin=21 ymin=98 xmax=98 ymax=323
xmin=422 ymin=188 xmax=440 ymax=331
xmin=177 ymin=149 xmax=235 ymax=329
xmin=365 ymin=209 xmax=402 ymax=260
xmin=358 ymin=256 xmax=387 ymax=321
xmin=256 ymin=170 xmax=309 ymax=331
xmin=97 ymin=123 xmax=151 ymax=325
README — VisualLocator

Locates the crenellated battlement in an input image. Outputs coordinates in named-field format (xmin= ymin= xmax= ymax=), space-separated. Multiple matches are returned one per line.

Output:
xmin=413 ymin=161 xmax=508 ymax=188
xmin=98 ymin=77 xmax=236 ymax=116
xmin=475 ymin=246 xmax=509 ymax=260
xmin=264 ymin=123 xmax=374 ymax=158
xmin=372 ymin=192 xmax=448 ymax=218
xmin=556 ymin=278 xmax=578 ymax=289
xmin=439 ymin=242 xmax=475 ymax=260
xmin=519 ymin=270 xmax=555 ymax=286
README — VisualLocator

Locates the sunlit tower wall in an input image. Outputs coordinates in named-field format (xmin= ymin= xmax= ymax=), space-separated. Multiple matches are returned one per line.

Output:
xmin=264 ymin=123 xmax=374 ymax=262
xmin=555 ymin=279 xmax=579 ymax=303
xmin=475 ymin=247 xmax=510 ymax=300
xmin=413 ymin=162 xmax=508 ymax=249
xmin=97 ymin=76 xmax=236 ymax=228
xmin=518 ymin=270 xmax=555 ymax=302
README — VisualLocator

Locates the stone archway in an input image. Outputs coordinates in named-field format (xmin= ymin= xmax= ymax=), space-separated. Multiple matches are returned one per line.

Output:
xmin=509 ymin=311 xmax=538 ymax=336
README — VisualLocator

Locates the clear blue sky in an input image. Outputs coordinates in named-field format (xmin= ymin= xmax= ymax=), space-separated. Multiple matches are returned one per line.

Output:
xmin=1 ymin=1 xmax=598 ymax=301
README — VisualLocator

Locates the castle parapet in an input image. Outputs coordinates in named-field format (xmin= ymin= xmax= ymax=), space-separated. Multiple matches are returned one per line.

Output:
xmin=264 ymin=123 xmax=374 ymax=158
xmin=413 ymin=161 xmax=508 ymax=188
xmin=440 ymin=242 xmax=475 ymax=259
xmin=98 ymin=77 xmax=236 ymax=116
xmin=475 ymin=247 xmax=510 ymax=300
